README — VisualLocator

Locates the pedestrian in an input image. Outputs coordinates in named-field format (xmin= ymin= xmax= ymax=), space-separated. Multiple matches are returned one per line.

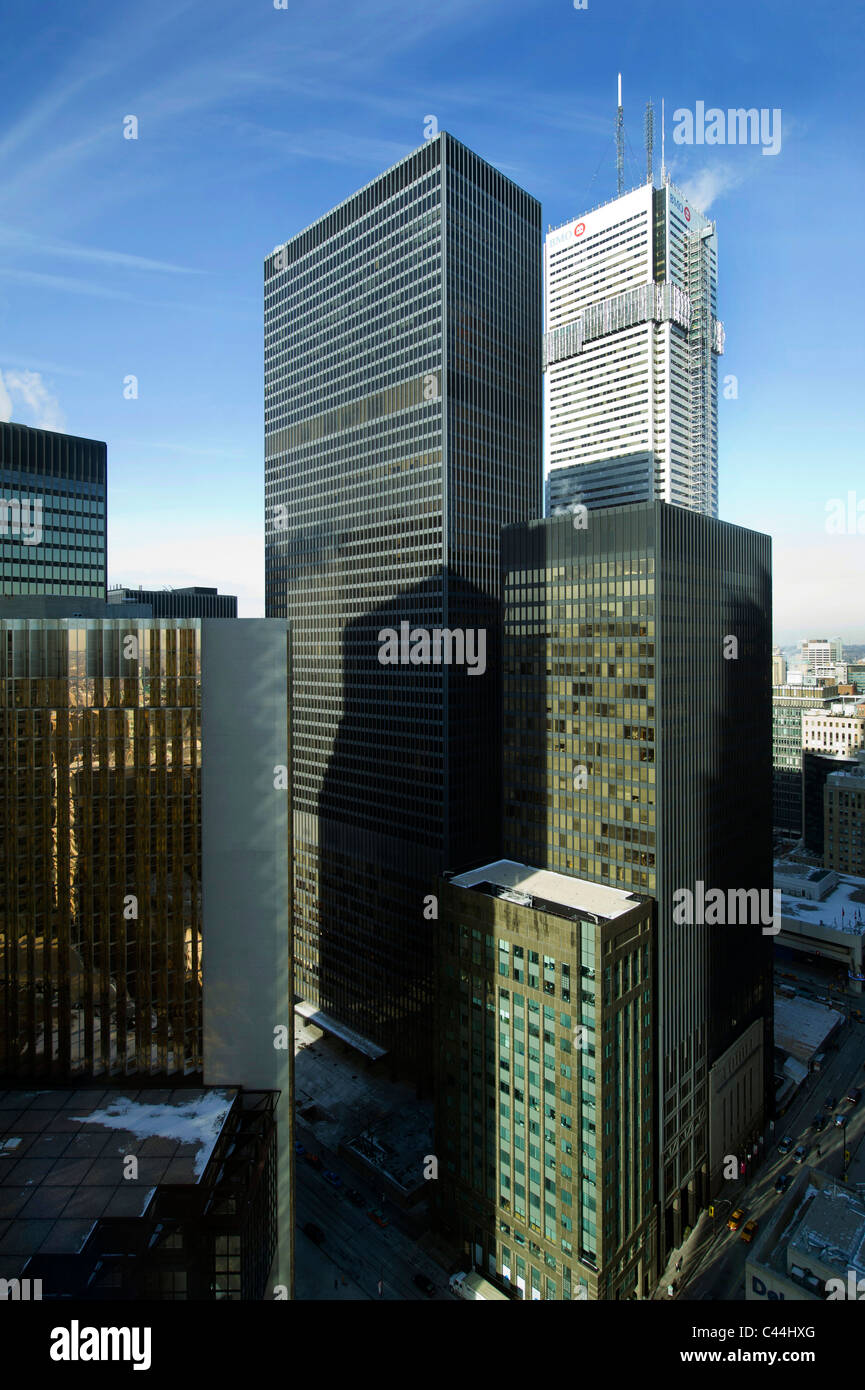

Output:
xmin=334 ymin=1278 xmax=338 ymax=1290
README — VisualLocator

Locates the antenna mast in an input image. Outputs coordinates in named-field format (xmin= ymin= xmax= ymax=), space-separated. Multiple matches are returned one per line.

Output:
xmin=661 ymin=97 xmax=666 ymax=183
xmin=645 ymin=100 xmax=654 ymax=185
xmin=616 ymin=73 xmax=624 ymax=196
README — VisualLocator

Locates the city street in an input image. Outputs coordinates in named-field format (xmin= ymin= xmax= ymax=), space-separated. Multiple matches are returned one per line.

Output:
xmin=293 ymin=1122 xmax=451 ymax=1301
xmin=667 ymin=1009 xmax=865 ymax=1301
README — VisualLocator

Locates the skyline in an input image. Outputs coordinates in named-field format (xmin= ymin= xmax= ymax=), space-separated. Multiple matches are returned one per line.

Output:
xmin=0 ymin=0 xmax=862 ymax=640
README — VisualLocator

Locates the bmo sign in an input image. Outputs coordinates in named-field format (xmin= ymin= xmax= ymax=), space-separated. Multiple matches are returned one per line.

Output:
xmin=573 ymin=221 xmax=586 ymax=238
xmin=548 ymin=218 xmax=588 ymax=250
xmin=669 ymin=191 xmax=692 ymax=224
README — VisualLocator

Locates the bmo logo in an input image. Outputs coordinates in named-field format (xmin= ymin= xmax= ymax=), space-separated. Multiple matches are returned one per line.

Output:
xmin=684 ymin=207 xmax=691 ymax=222
xmin=573 ymin=222 xmax=586 ymax=238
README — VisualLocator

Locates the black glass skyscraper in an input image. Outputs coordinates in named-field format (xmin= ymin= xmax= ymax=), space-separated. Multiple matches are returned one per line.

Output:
xmin=264 ymin=133 xmax=541 ymax=1067
xmin=501 ymin=503 xmax=773 ymax=1258
xmin=0 ymin=422 xmax=106 ymax=599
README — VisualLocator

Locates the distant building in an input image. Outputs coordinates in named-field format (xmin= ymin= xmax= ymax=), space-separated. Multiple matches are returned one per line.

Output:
xmin=802 ymin=750 xmax=861 ymax=856
xmin=544 ymin=181 xmax=722 ymax=517
xmin=772 ymin=683 xmax=839 ymax=833
xmin=772 ymin=648 xmax=787 ymax=686
xmin=435 ymin=860 xmax=656 ymax=1300
xmin=825 ymin=755 xmax=865 ymax=876
xmin=800 ymin=637 xmax=844 ymax=678
xmin=845 ymin=662 xmax=865 ymax=696
xmin=0 ymin=421 xmax=106 ymax=600
xmin=108 ymin=585 xmax=237 ymax=619
xmin=774 ymin=858 xmax=865 ymax=989
xmin=802 ymin=703 xmax=865 ymax=758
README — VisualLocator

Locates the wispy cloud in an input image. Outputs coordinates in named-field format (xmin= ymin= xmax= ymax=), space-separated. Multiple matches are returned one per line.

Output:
xmin=0 ymin=225 xmax=207 ymax=275
xmin=670 ymin=161 xmax=748 ymax=211
xmin=0 ymin=368 xmax=65 ymax=430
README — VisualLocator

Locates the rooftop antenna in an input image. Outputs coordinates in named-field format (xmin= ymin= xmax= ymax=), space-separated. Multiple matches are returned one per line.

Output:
xmin=645 ymin=99 xmax=654 ymax=185
xmin=661 ymin=97 xmax=666 ymax=184
xmin=616 ymin=73 xmax=624 ymax=195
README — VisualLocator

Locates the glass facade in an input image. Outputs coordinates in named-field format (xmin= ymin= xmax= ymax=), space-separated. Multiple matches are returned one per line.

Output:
xmin=500 ymin=503 xmax=773 ymax=1254
xmin=0 ymin=619 xmax=202 ymax=1078
xmin=436 ymin=869 xmax=656 ymax=1299
xmin=264 ymin=133 xmax=541 ymax=1066
xmin=0 ymin=423 xmax=106 ymax=599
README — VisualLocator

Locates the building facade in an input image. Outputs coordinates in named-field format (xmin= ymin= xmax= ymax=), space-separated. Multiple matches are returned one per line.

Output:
xmin=544 ymin=182 xmax=722 ymax=518
xmin=436 ymin=861 xmax=656 ymax=1299
xmin=264 ymin=133 xmax=541 ymax=1067
xmin=108 ymin=586 xmax=238 ymax=619
xmin=500 ymin=503 xmax=773 ymax=1254
xmin=824 ymin=758 xmax=865 ymax=875
xmin=772 ymin=682 xmax=838 ymax=834
xmin=0 ymin=422 xmax=106 ymax=600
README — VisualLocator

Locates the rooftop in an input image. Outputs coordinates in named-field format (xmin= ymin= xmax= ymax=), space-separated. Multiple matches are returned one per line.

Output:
xmin=448 ymin=860 xmax=646 ymax=922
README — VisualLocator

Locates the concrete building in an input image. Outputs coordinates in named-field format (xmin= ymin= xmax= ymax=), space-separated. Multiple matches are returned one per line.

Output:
xmin=800 ymin=638 xmax=843 ymax=678
xmin=435 ymin=860 xmax=655 ymax=1300
xmin=501 ymin=502 xmax=773 ymax=1254
xmin=746 ymin=1168 xmax=865 ymax=1301
xmin=264 ymin=134 xmax=541 ymax=1070
xmin=544 ymin=181 xmax=722 ymax=517
xmin=802 ymin=703 xmax=865 ymax=759
xmin=774 ymin=860 xmax=865 ymax=991
xmin=1 ymin=422 xmax=106 ymax=601
xmin=825 ymin=756 xmax=865 ymax=876
xmin=772 ymin=648 xmax=787 ymax=687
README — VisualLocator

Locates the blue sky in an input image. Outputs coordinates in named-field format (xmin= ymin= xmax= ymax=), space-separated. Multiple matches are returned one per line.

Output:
xmin=1 ymin=0 xmax=862 ymax=640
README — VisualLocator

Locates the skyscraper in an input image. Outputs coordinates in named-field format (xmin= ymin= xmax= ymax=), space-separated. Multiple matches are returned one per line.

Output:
xmin=264 ymin=133 xmax=541 ymax=1066
xmin=0 ymin=422 xmax=107 ymax=600
xmin=501 ymin=503 xmax=772 ymax=1255
xmin=544 ymin=181 xmax=722 ymax=517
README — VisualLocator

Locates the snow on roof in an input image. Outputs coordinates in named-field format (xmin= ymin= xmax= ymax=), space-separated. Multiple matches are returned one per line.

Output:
xmin=71 ymin=1090 xmax=234 ymax=1179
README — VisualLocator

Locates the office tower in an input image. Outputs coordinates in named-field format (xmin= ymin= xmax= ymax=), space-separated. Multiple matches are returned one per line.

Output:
xmin=772 ymin=683 xmax=839 ymax=833
xmin=435 ymin=861 xmax=655 ymax=1300
xmin=824 ymin=754 xmax=865 ymax=875
xmin=772 ymin=647 xmax=787 ymax=686
xmin=800 ymin=637 xmax=843 ymax=676
xmin=264 ymin=133 xmax=541 ymax=1066
xmin=846 ymin=663 xmax=865 ymax=696
xmin=544 ymin=182 xmax=722 ymax=518
xmin=108 ymin=585 xmax=238 ymax=619
xmin=501 ymin=503 xmax=772 ymax=1256
xmin=0 ymin=422 xmax=106 ymax=599
xmin=802 ymin=750 xmax=861 ymax=856
xmin=546 ymin=454 xmax=654 ymax=517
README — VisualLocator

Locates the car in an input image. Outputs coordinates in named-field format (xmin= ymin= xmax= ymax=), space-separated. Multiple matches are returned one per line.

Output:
xmin=346 ymin=1188 xmax=365 ymax=1207
xmin=835 ymin=1113 xmax=848 ymax=1128
xmin=774 ymin=1174 xmax=792 ymax=1194
xmin=740 ymin=1219 xmax=759 ymax=1243
xmin=413 ymin=1273 xmax=436 ymax=1297
xmin=813 ymin=1114 xmax=828 ymax=1133
xmin=323 ymin=1169 xmax=342 ymax=1188
xmin=303 ymin=1221 xmax=325 ymax=1245
xmin=305 ymin=1152 xmax=322 ymax=1168
xmin=294 ymin=1141 xmax=305 ymax=1157
xmin=727 ymin=1208 xmax=745 ymax=1231
xmin=777 ymin=1135 xmax=793 ymax=1155
xmin=824 ymin=1096 xmax=837 ymax=1111
xmin=793 ymin=1145 xmax=807 ymax=1163
xmin=846 ymin=1089 xmax=862 ymax=1105
xmin=367 ymin=1207 xmax=389 ymax=1228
